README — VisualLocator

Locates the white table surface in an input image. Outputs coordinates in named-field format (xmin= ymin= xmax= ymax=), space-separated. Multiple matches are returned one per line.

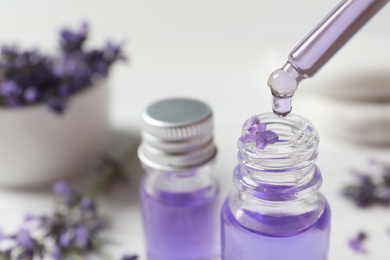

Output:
xmin=1 ymin=0 xmax=390 ymax=259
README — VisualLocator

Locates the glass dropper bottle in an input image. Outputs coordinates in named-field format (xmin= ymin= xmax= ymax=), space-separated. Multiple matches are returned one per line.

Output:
xmin=221 ymin=113 xmax=331 ymax=260
xmin=268 ymin=0 xmax=390 ymax=117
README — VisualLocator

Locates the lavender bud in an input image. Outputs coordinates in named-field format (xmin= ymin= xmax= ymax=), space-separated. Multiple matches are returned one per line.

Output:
xmin=59 ymin=229 xmax=74 ymax=247
xmin=80 ymin=197 xmax=93 ymax=211
xmin=24 ymin=87 xmax=39 ymax=103
xmin=16 ymin=229 xmax=34 ymax=250
xmin=74 ymin=225 xmax=89 ymax=247
xmin=53 ymin=180 xmax=73 ymax=196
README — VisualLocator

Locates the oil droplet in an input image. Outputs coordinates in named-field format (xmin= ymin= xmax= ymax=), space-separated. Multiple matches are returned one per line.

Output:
xmin=268 ymin=69 xmax=298 ymax=96
xmin=272 ymin=96 xmax=292 ymax=117
xmin=268 ymin=66 xmax=298 ymax=117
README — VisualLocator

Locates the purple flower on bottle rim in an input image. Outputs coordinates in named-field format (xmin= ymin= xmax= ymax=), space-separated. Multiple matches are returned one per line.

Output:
xmin=240 ymin=117 xmax=278 ymax=149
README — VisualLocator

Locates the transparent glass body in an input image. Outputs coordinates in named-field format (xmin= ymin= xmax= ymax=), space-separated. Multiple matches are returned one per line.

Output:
xmin=221 ymin=113 xmax=331 ymax=260
xmin=140 ymin=162 xmax=220 ymax=260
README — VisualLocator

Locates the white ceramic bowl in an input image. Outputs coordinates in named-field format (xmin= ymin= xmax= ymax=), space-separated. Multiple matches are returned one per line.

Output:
xmin=0 ymin=81 xmax=109 ymax=188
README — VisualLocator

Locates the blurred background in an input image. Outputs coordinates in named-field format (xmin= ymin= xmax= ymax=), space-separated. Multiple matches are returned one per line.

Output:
xmin=1 ymin=0 xmax=390 ymax=259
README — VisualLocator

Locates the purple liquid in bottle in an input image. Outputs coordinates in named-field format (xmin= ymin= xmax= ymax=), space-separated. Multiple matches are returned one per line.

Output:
xmin=140 ymin=185 xmax=219 ymax=260
xmin=221 ymin=113 xmax=331 ymax=259
xmin=138 ymin=98 xmax=219 ymax=260
xmin=221 ymin=197 xmax=331 ymax=260
xmin=221 ymin=165 xmax=331 ymax=260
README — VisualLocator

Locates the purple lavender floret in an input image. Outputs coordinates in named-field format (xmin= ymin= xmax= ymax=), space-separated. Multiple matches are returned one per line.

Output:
xmin=343 ymin=173 xmax=377 ymax=207
xmin=74 ymin=224 xmax=89 ymax=246
xmin=53 ymin=180 xmax=73 ymax=196
xmin=50 ymin=246 xmax=62 ymax=260
xmin=59 ymin=229 xmax=74 ymax=247
xmin=343 ymin=159 xmax=390 ymax=207
xmin=59 ymin=21 xmax=88 ymax=53
xmin=0 ymin=155 xmax=133 ymax=259
xmin=23 ymin=87 xmax=40 ymax=104
xmin=0 ymin=22 xmax=126 ymax=113
xmin=240 ymin=117 xmax=278 ymax=149
xmin=80 ymin=197 xmax=94 ymax=211
xmin=16 ymin=229 xmax=35 ymax=250
xmin=348 ymin=231 xmax=367 ymax=254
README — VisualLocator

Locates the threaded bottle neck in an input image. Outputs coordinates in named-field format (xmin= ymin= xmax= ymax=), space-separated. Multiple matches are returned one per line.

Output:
xmin=235 ymin=113 xmax=321 ymax=202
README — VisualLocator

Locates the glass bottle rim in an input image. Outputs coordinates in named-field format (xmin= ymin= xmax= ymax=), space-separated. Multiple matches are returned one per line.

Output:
xmin=239 ymin=113 xmax=318 ymax=156
xmin=238 ymin=113 xmax=319 ymax=170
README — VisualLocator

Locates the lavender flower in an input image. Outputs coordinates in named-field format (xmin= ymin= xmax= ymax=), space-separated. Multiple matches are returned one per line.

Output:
xmin=240 ymin=117 xmax=279 ymax=149
xmin=0 ymin=154 xmax=135 ymax=259
xmin=80 ymin=197 xmax=94 ymax=211
xmin=59 ymin=229 xmax=74 ymax=247
xmin=343 ymin=159 xmax=390 ymax=207
xmin=14 ymin=228 xmax=45 ymax=259
xmin=343 ymin=174 xmax=377 ymax=207
xmin=74 ymin=224 xmax=89 ymax=246
xmin=105 ymin=40 xmax=127 ymax=63
xmin=0 ymin=22 xmax=126 ymax=113
xmin=23 ymin=87 xmax=39 ymax=104
xmin=16 ymin=229 xmax=34 ymax=250
xmin=0 ymin=80 xmax=20 ymax=96
xmin=53 ymin=180 xmax=73 ymax=196
xmin=50 ymin=246 xmax=62 ymax=260
xmin=348 ymin=231 xmax=367 ymax=254
xmin=59 ymin=21 xmax=88 ymax=53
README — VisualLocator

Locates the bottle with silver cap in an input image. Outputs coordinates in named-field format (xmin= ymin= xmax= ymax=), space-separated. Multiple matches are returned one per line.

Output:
xmin=138 ymin=98 xmax=219 ymax=260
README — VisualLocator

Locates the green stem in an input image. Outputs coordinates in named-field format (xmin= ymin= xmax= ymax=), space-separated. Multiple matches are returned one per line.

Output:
xmin=63 ymin=248 xmax=84 ymax=260
xmin=92 ymin=239 xmax=114 ymax=260
xmin=86 ymin=144 xmax=139 ymax=197
xmin=86 ymin=168 xmax=116 ymax=198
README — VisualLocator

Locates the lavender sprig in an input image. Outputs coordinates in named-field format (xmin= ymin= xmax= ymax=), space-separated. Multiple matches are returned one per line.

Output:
xmin=0 ymin=22 xmax=126 ymax=113
xmin=343 ymin=159 xmax=390 ymax=207
xmin=342 ymin=159 xmax=390 ymax=254
xmin=0 ymin=155 xmax=137 ymax=260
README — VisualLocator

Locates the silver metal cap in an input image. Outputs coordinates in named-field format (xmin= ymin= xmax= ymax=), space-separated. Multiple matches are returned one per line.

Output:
xmin=138 ymin=98 xmax=217 ymax=170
